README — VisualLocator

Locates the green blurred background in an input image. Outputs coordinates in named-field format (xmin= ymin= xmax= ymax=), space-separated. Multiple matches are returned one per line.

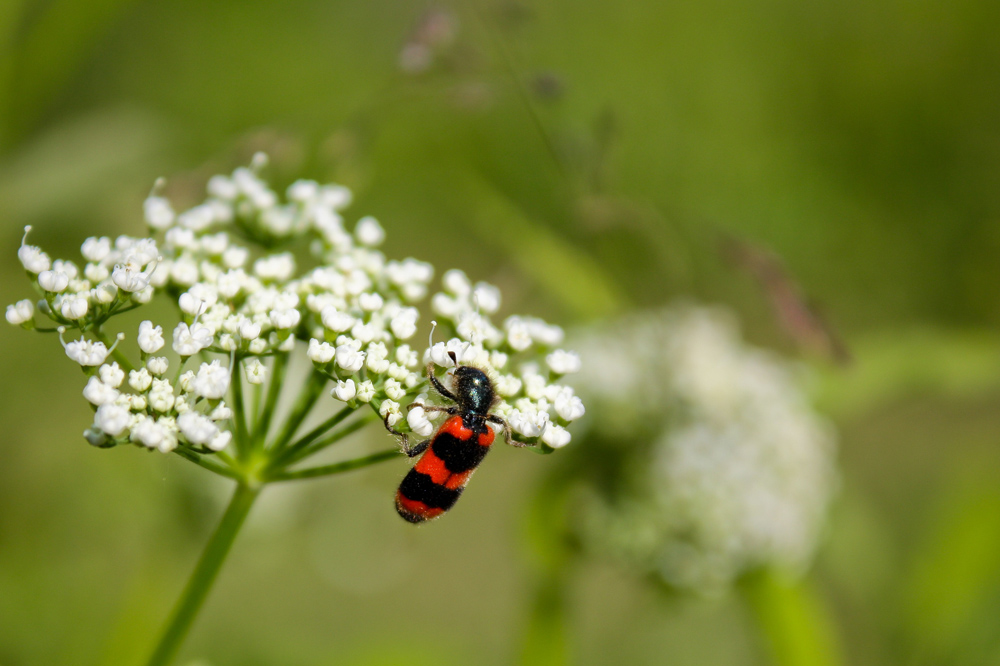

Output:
xmin=2 ymin=0 xmax=1000 ymax=664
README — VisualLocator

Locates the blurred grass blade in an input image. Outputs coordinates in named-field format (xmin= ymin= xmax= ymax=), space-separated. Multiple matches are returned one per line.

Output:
xmin=464 ymin=175 xmax=626 ymax=320
xmin=814 ymin=328 xmax=1000 ymax=420
xmin=0 ymin=0 xmax=26 ymax=149
xmin=901 ymin=472 xmax=1000 ymax=664
xmin=741 ymin=569 xmax=843 ymax=666
xmin=0 ymin=106 xmax=168 ymax=222
xmin=9 ymin=0 xmax=140 ymax=140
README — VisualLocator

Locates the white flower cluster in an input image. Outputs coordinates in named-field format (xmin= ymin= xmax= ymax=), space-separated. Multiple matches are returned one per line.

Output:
xmin=8 ymin=155 xmax=583 ymax=456
xmin=11 ymin=224 xmax=160 ymax=329
xmin=573 ymin=306 xmax=836 ymax=592
xmin=414 ymin=267 xmax=584 ymax=448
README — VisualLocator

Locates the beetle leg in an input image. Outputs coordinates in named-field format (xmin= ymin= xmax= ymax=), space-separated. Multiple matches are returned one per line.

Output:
xmin=427 ymin=363 xmax=459 ymax=403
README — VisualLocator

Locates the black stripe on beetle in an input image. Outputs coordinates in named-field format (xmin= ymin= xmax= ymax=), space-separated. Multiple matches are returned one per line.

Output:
xmin=398 ymin=469 xmax=463 ymax=510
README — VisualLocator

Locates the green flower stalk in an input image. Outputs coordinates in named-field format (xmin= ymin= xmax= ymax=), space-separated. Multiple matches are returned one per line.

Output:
xmin=7 ymin=154 xmax=585 ymax=665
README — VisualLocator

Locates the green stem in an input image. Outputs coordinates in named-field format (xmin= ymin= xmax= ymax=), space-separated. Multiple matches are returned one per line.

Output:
xmin=230 ymin=359 xmax=250 ymax=455
xmin=739 ymin=569 xmax=843 ymax=666
xmin=267 ymin=449 xmax=398 ymax=482
xmin=252 ymin=354 xmax=287 ymax=449
xmin=145 ymin=483 xmax=259 ymax=666
xmin=172 ymin=448 xmax=240 ymax=481
xmin=274 ymin=412 xmax=379 ymax=469
xmin=267 ymin=369 xmax=327 ymax=452
xmin=251 ymin=382 xmax=263 ymax=429
xmin=94 ymin=328 xmax=134 ymax=372
xmin=268 ymin=405 xmax=357 ymax=469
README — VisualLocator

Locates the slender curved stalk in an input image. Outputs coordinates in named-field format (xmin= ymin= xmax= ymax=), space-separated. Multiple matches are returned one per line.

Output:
xmin=145 ymin=483 xmax=259 ymax=666
xmin=267 ymin=448 xmax=398 ymax=481
xmin=172 ymin=448 xmax=240 ymax=480
xmin=267 ymin=370 xmax=327 ymax=452
xmin=273 ymin=412 xmax=379 ymax=469
xmin=93 ymin=328 xmax=134 ymax=372
xmin=252 ymin=353 xmax=286 ymax=450
xmin=230 ymin=359 xmax=250 ymax=454
xmin=268 ymin=405 xmax=357 ymax=468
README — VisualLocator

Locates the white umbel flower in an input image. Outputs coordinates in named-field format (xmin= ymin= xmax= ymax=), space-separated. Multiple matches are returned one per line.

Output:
xmin=321 ymin=309 xmax=355 ymax=334
xmin=379 ymin=399 xmax=402 ymax=427
xmin=508 ymin=407 xmax=549 ymax=438
xmin=148 ymin=379 xmax=176 ymax=412
xmin=18 ymin=227 xmax=51 ymax=273
xmin=83 ymin=377 xmax=120 ymax=405
xmin=335 ymin=342 xmax=365 ymax=373
xmin=553 ymin=388 xmax=586 ymax=422
xmin=129 ymin=368 xmax=153 ymax=392
xmin=81 ymin=236 xmax=111 ymax=262
xmin=332 ymin=379 xmax=356 ymax=402
xmin=10 ymin=157 xmax=583 ymax=466
xmin=6 ymin=300 xmax=34 ymax=325
xmin=356 ymin=380 xmax=376 ymax=403
xmin=546 ymin=349 xmax=582 ymax=375
xmin=38 ymin=270 xmax=69 ymax=293
xmin=99 ymin=363 xmax=125 ymax=388
xmin=244 ymin=358 xmax=267 ymax=384
xmin=137 ymin=321 xmax=165 ymax=353
xmin=192 ymin=360 xmax=230 ymax=400
xmin=60 ymin=330 xmax=122 ymax=367
xmin=355 ymin=216 xmax=386 ymax=246
xmin=406 ymin=405 xmax=435 ymax=437
xmin=239 ymin=318 xmax=262 ymax=341
xmin=147 ymin=357 xmax=169 ymax=375
xmin=172 ymin=322 xmax=213 ymax=356
xmin=94 ymin=403 xmax=130 ymax=437
xmin=541 ymin=424 xmax=571 ymax=449
xmin=177 ymin=411 xmax=219 ymax=446
xmin=112 ymin=260 xmax=158 ymax=293
xmin=384 ymin=378 xmax=406 ymax=401
xmin=505 ymin=317 xmax=533 ymax=352
xmin=58 ymin=294 xmax=89 ymax=320
xmin=307 ymin=338 xmax=336 ymax=364
xmin=132 ymin=417 xmax=178 ymax=453
xmin=144 ymin=195 xmax=175 ymax=229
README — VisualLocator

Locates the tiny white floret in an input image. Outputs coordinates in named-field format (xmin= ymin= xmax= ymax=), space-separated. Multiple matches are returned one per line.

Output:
xmin=147 ymin=357 xmax=169 ymax=375
xmin=379 ymin=399 xmax=402 ymax=427
xmin=385 ymin=378 xmax=406 ymax=400
xmin=137 ymin=321 xmax=165 ymax=353
xmin=38 ymin=270 xmax=69 ymax=293
xmin=407 ymin=405 xmax=435 ymax=437
xmin=99 ymin=363 xmax=125 ymax=388
xmin=192 ymin=360 xmax=230 ymax=400
xmin=355 ymin=216 xmax=386 ymax=246
xmin=129 ymin=368 xmax=153 ymax=392
xmin=332 ymin=379 xmax=356 ymax=402
xmin=546 ymin=349 xmax=582 ymax=375
xmin=307 ymin=338 xmax=336 ymax=364
xmin=356 ymin=380 xmax=376 ymax=403
xmin=177 ymin=411 xmax=219 ymax=446
xmin=245 ymin=358 xmax=267 ymax=385
xmin=94 ymin=403 xmax=131 ymax=437
xmin=6 ymin=300 xmax=34 ymax=325
xmin=541 ymin=424 xmax=571 ymax=449
xmin=83 ymin=377 xmax=120 ymax=405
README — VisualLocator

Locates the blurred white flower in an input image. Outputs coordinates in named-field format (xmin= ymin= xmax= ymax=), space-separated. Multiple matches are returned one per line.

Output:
xmin=573 ymin=305 xmax=837 ymax=592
